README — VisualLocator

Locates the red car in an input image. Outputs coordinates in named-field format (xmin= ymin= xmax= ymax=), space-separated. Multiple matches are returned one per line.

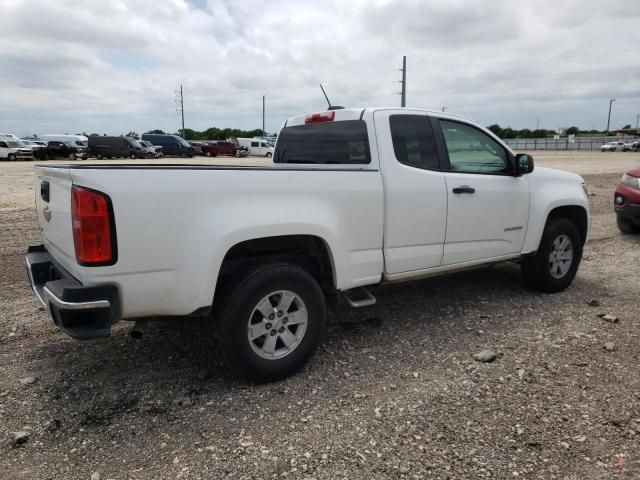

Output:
xmin=614 ymin=167 xmax=640 ymax=233
xmin=200 ymin=141 xmax=249 ymax=158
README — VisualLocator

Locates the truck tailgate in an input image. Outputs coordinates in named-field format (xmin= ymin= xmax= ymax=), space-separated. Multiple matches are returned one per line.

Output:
xmin=34 ymin=166 xmax=77 ymax=274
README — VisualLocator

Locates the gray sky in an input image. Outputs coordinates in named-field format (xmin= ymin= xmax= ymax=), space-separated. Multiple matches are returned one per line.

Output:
xmin=1 ymin=0 xmax=639 ymax=136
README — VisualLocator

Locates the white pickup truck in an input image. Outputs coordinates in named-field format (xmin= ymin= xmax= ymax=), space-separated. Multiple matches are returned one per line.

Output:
xmin=26 ymin=108 xmax=590 ymax=381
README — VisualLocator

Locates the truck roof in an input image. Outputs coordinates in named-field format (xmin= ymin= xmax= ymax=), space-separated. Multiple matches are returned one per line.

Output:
xmin=284 ymin=107 xmax=478 ymax=127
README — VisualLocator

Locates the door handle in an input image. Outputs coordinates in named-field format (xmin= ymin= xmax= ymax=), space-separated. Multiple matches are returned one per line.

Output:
xmin=452 ymin=186 xmax=475 ymax=194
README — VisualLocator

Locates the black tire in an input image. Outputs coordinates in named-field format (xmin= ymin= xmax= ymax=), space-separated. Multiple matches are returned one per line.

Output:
xmin=130 ymin=153 xmax=136 ymax=159
xmin=235 ymin=150 xmax=241 ymax=158
xmin=205 ymin=151 xmax=212 ymax=157
xmin=96 ymin=154 xmax=103 ymax=160
xmin=521 ymin=217 xmax=583 ymax=293
xmin=8 ymin=154 xmax=16 ymax=161
xmin=69 ymin=153 xmax=76 ymax=160
xmin=266 ymin=152 xmax=272 ymax=158
xmin=214 ymin=262 xmax=326 ymax=382
xmin=617 ymin=215 xmax=639 ymax=234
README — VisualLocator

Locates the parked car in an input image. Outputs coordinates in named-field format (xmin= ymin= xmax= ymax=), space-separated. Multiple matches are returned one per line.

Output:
xmin=19 ymin=139 xmax=48 ymax=160
xmin=0 ymin=136 xmax=34 ymax=161
xmin=141 ymin=134 xmax=194 ymax=157
xmin=88 ymin=136 xmax=148 ymax=159
xmin=45 ymin=140 xmax=88 ymax=160
xmin=139 ymin=140 xmax=163 ymax=158
xmin=202 ymin=140 xmax=248 ymax=157
xmin=27 ymin=107 xmax=590 ymax=382
xmin=614 ymin=168 xmax=640 ymax=233
xmin=623 ymin=140 xmax=640 ymax=152
xmin=236 ymin=137 xmax=274 ymax=157
xmin=601 ymin=141 xmax=625 ymax=152
xmin=189 ymin=142 xmax=204 ymax=156
xmin=40 ymin=134 xmax=88 ymax=148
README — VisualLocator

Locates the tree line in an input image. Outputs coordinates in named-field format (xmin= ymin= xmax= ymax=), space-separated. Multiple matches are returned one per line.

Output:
xmin=487 ymin=124 xmax=631 ymax=139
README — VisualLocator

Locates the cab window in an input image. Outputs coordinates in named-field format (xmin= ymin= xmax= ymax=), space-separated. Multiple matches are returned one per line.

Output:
xmin=439 ymin=120 xmax=509 ymax=174
xmin=389 ymin=115 xmax=439 ymax=170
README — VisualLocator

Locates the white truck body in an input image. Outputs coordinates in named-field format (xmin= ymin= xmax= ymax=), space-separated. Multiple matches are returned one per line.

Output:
xmin=40 ymin=134 xmax=89 ymax=147
xmin=27 ymin=107 xmax=591 ymax=380
xmin=236 ymin=137 xmax=274 ymax=157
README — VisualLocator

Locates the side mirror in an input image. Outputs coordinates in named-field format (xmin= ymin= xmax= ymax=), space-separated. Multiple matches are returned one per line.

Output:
xmin=515 ymin=153 xmax=534 ymax=175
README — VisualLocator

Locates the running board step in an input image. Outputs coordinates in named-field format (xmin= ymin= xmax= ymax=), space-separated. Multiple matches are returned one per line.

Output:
xmin=342 ymin=287 xmax=376 ymax=308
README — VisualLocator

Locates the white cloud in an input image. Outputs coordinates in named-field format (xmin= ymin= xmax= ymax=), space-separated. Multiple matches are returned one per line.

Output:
xmin=0 ymin=0 xmax=639 ymax=136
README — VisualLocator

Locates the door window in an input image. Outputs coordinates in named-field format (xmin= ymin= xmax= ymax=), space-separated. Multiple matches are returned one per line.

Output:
xmin=251 ymin=141 xmax=259 ymax=147
xmin=440 ymin=120 xmax=509 ymax=174
xmin=389 ymin=115 xmax=439 ymax=170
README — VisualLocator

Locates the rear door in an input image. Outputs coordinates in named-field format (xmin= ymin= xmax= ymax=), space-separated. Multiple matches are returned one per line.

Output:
xmin=434 ymin=118 xmax=530 ymax=265
xmin=374 ymin=110 xmax=448 ymax=274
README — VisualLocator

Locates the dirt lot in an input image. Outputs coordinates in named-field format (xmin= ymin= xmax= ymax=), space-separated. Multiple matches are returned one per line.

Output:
xmin=1 ymin=152 xmax=640 ymax=479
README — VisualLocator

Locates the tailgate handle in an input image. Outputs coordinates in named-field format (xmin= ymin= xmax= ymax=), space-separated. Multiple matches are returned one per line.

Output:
xmin=41 ymin=181 xmax=50 ymax=202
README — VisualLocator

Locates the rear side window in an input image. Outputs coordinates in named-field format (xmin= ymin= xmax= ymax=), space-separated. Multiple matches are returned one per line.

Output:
xmin=274 ymin=120 xmax=370 ymax=165
xmin=389 ymin=115 xmax=439 ymax=170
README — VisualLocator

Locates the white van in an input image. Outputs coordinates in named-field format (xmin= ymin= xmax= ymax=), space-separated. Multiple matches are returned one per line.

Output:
xmin=0 ymin=135 xmax=34 ymax=161
xmin=236 ymin=138 xmax=274 ymax=157
xmin=40 ymin=134 xmax=88 ymax=148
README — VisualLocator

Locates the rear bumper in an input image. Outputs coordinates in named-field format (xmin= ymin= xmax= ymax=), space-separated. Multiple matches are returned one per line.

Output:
xmin=25 ymin=245 xmax=120 ymax=340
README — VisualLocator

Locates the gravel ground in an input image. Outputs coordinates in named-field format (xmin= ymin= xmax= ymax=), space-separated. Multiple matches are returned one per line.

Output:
xmin=1 ymin=153 xmax=640 ymax=479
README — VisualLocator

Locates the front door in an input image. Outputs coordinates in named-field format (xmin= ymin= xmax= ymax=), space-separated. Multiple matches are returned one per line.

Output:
xmin=434 ymin=119 xmax=530 ymax=265
xmin=374 ymin=110 xmax=448 ymax=274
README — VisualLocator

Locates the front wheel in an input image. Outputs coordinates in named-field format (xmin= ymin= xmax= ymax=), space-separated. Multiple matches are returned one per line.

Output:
xmin=8 ymin=154 xmax=16 ymax=161
xmin=68 ymin=153 xmax=76 ymax=160
xmin=617 ymin=215 xmax=639 ymax=234
xmin=205 ymin=151 xmax=212 ymax=157
xmin=521 ymin=217 xmax=582 ymax=293
xmin=214 ymin=262 xmax=326 ymax=382
xmin=266 ymin=152 xmax=272 ymax=158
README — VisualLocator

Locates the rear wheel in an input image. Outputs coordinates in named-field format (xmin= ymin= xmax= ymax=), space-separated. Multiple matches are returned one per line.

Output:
xmin=214 ymin=262 xmax=326 ymax=382
xmin=68 ymin=153 xmax=76 ymax=160
xmin=96 ymin=154 xmax=103 ymax=160
xmin=205 ymin=151 xmax=212 ymax=157
xmin=522 ymin=217 xmax=582 ymax=292
xmin=617 ymin=215 xmax=639 ymax=234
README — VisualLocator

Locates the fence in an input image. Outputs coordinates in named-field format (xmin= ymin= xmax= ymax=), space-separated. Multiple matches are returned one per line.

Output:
xmin=503 ymin=136 xmax=630 ymax=151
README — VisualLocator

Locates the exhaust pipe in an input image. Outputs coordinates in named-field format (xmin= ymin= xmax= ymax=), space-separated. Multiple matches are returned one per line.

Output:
xmin=130 ymin=320 xmax=147 ymax=339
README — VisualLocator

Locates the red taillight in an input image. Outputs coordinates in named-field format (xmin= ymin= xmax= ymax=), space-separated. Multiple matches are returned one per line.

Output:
xmin=71 ymin=186 xmax=116 ymax=265
xmin=304 ymin=111 xmax=335 ymax=124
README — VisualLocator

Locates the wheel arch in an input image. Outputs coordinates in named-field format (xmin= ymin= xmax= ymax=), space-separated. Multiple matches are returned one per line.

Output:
xmin=547 ymin=205 xmax=589 ymax=246
xmin=216 ymin=234 xmax=337 ymax=299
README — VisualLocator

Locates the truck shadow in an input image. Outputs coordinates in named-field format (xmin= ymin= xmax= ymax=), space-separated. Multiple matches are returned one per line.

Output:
xmin=29 ymin=261 xmax=602 ymax=430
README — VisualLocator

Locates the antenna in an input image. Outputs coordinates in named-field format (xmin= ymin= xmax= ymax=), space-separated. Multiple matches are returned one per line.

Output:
xmin=319 ymin=84 xmax=344 ymax=111
xmin=320 ymin=84 xmax=332 ymax=108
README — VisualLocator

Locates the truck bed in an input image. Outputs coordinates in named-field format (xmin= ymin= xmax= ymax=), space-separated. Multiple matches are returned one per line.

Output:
xmin=34 ymin=162 xmax=384 ymax=320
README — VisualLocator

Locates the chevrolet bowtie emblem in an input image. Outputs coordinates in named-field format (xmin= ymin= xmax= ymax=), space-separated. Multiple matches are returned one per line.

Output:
xmin=43 ymin=206 xmax=51 ymax=222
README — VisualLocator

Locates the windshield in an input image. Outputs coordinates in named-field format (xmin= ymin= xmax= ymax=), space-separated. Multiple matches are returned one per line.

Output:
xmin=177 ymin=137 xmax=191 ymax=147
xmin=130 ymin=140 xmax=143 ymax=148
xmin=76 ymin=141 xmax=87 ymax=147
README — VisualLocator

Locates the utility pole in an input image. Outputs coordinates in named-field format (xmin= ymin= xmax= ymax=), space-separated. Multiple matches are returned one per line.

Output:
xmin=442 ymin=106 xmax=447 ymax=112
xmin=536 ymin=118 xmax=540 ymax=130
xmin=400 ymin=56 xmax=406 ymax=107
xmin=606 ymin=98 xmax=615 ymax=134
xmin=636 ymin=113 xmax=639 ymax=129
xmin=262 ymin=95 xmax=266 ymax=135
xmin=175 ymin=85 xmax=185 ymax=137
